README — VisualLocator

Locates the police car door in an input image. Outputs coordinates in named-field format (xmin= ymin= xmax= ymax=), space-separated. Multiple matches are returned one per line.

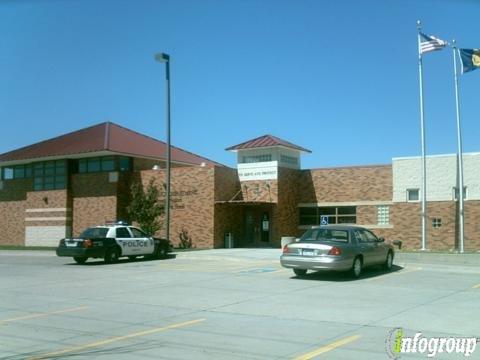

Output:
xmin=115 ymin=227 xmax=135 ymax=256
xmin=129 ymin=227 xmax=155 ymax=255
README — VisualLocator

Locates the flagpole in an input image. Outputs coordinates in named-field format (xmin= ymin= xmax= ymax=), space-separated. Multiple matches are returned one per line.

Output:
xmin=417 ymin=20 xmax=427 ymax=251
xmin=452 ymin=39 xmax=465 ymax=253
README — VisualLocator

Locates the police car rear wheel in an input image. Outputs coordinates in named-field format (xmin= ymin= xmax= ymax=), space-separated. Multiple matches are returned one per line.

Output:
xmin=73 ymin=256 xmax=87 ymax=264
xmin=105 ymin=247 xmax=120 ymax=264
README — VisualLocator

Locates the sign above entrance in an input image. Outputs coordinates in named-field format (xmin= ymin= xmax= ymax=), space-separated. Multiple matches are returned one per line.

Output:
xmin=237 ymin=161 xmax=278 ymax=181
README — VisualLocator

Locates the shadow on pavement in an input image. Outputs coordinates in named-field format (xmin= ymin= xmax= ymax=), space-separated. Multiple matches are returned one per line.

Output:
xmin=290 ymin=264 xmax=404 ymax=282
xmin=64 ymin=253 xmax=177 ymax=266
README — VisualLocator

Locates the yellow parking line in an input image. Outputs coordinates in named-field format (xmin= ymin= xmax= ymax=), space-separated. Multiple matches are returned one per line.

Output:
xmin=472 ymin=283 xmax=480 ymax=289
xmin=29 ymin=318 xmax=205 ymax=360
xmin=293 ymin=334 xmax=361 ymax=360
xmin=0 ymin=306 xmax=89 ymax=324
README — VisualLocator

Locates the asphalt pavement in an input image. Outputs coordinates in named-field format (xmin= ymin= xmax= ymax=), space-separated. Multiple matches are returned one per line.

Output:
xmin=0 ymin=249 xmax=479 ymax=359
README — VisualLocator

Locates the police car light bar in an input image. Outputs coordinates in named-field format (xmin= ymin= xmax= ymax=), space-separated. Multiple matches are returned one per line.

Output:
xmin=105 ymin=220 xmax=130 ymax=226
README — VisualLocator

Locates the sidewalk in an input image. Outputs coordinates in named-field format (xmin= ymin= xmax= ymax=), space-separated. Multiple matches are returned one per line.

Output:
xmin=395 ymin=251 xmax=480 ymax=266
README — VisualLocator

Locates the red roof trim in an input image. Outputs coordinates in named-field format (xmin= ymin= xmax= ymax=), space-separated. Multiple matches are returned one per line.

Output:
xmin=0 ymin=121 xmax=225 ymax=167
xmin=226 ymin=134 xmax=311 ymax=153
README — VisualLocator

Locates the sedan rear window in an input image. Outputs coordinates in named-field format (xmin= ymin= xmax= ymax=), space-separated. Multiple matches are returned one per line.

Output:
xmin=300 ymin=228 xmax=349 ymax=243
xmin=79 ymin=227 xmax=109 ymax=238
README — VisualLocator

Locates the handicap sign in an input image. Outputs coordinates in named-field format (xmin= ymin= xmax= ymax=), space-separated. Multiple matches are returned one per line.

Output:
xmin=320 ymin=216 xmax=329 ymax=225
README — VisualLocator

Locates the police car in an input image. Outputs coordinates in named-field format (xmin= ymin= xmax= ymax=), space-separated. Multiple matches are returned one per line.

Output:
xmin=56 ymin=222 xmax=171 ymax=264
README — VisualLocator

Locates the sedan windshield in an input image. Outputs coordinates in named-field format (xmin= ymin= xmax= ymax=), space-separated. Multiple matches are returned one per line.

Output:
xmin=79 ymin=227 xmax=109 ymax=238
xmin=300 ymin=228 xmax=349 ymax=243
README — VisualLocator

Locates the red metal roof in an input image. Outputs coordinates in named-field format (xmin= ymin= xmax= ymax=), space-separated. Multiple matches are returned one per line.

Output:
xmin=226 ymin=134 xmax=311 ymax=153
xmin=0 ymin=122 xmax=223 ymax=166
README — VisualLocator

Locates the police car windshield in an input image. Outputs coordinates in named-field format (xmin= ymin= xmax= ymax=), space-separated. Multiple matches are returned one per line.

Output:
xmin=300 ymin=229 xmax=349 ymax=243
xmin=80 ymin=227 xmax=109 ymax=238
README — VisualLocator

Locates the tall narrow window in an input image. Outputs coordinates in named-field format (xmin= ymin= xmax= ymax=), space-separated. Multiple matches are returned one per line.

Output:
xmin=377 ymin=205 xmax=390 ymax=225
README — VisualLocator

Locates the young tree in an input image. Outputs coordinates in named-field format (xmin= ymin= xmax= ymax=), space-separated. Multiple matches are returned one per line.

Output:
xmin=127 ymin=178 xmax=164 ymax=236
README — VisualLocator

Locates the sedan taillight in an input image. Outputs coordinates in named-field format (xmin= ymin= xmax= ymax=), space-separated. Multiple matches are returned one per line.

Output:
xmin=83 ymin=239 xmax=93 ymax=248
xmin=282 ymin=245 xmax=290 ymax=254
xmin=328 ymin=246 xmax=342 ymax=256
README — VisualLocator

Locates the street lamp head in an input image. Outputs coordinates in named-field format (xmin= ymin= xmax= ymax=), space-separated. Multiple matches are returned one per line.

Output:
xmin=155 ymin=53 xmax=170 ymax=63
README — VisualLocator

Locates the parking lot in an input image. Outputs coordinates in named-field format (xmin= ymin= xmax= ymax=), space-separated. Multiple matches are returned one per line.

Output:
xmin=1 ymin=249 xmax=479 ymax=359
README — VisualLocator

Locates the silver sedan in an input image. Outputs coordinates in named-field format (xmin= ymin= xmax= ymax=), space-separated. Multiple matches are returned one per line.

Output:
xmin=280 ymin=225 xmax=394 ymax=278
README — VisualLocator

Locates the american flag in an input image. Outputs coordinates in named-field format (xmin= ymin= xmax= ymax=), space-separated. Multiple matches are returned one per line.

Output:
xmin=419 ymin=32 xmax=447 ymax=54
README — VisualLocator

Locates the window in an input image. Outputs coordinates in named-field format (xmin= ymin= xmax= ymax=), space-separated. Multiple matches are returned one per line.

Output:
xmin=299 ymin=206 xmax=356 ymax=226
xmin=116 ymin=227 xmax=131 ymax=238
xmin=87 ymin=158 xmax=101 ymax=172
xmin=453 ymin=187 xmax=467 ymax=201
xmin=119 ymin=156 xmax=132 ymax=171
xmin=432 ymin=218 xmax=442 ymax=229
xmin=130 ymin=228 xmax=149 ymax=238
xmin=299 ymin=228 xmax=349 ymax=243
xmin=78 ymin=156 xmax=132 ymax=173
xmin=101 ymin=156 xmax=115 ymax=171
xmin=241 ymin=154 xmax=272 ymax=163
xmin=79 ymin=227 xmax=109 ymax=238
xmin=2 ymin=167 xmax=13 ymax=180
xmin=280 ymin=155 xmax=298 ymax=165
xmin=33 ymin=160 xmax=67 ymax=191
xmin=1 ymin=164 xmax=32 ymax=180
xmin=299 ymin=207 xmax=319 ymax=225
xmin=362 ymin=230 xmax=378 ymax=242
xmin=377 ymin=205 xmax=390 ymax=225
xmin=407 ymin=189 xmax=420 ymax=202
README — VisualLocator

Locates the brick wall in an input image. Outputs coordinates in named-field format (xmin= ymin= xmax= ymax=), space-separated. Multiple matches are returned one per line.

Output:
xmin=0 ymin=178 xmax=31 ymax=245
xmin=240 ymin=180 xmax=278 ymax=203
xmin=298 ymin=165 xmax=393 ymax=203
xmin=25 ymin=190 xmax=72 ymax=246
xmin=389 ymin=202 xmax=457 ymax=250
xmin=274 ymin=168 xmax=302 ymax=246
xmin=71 ymin=173 xmax=118 ymax=236
xmin=213 ymin=166 xmax=243 ymax=247
xmin=139 ymin=166 xmax=215 ymax=248
xmin=214 ymin=203 xmax=245 ymax=248
xmin=465 ymin=201 xmax=480 ymax=251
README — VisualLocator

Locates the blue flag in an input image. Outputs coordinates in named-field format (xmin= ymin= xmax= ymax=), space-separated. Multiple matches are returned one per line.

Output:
xmin=459 ymin=48 xmax=480 ymax=74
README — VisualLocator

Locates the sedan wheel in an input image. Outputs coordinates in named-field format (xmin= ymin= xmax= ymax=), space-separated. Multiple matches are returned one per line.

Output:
xmin=384 ymin=251 xmax=394 ymax=270
xmin=351 ymin=257 xmax=362 ymax=278
xmin=293 ymin=268 xmax=307 ymax=277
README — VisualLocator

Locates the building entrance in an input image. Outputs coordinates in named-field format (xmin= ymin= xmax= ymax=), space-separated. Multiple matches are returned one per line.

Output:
xmin=244 ymin=208 xmax=271 ymax=246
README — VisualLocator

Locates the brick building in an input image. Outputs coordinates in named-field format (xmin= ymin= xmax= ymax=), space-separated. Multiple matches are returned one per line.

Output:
xmin=0 ymin=122 xmax=479 ymax=251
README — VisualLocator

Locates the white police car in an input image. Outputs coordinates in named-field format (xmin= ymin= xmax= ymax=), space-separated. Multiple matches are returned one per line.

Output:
xmin=56 ymin=222 xmax=171 ymax=264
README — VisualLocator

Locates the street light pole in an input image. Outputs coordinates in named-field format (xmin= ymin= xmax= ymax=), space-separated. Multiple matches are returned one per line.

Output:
xmin=155 ymin=52 xmax=171 ymax=242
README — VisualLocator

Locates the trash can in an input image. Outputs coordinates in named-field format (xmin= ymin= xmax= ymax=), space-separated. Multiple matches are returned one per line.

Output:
xmin=224 ymin=233 xmax=234 ymax=248
xmin=281 ymin=236 xmax=296 ymax=248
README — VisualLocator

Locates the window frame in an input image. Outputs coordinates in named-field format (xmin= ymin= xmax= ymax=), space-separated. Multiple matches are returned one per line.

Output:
xmin=116 ymin=227 xmax=132 ymax=238
xmin=377 ymin=205 xmax=390 ymax=225
xmin=406 ymin=188 xmax=420 ymax=202
xmin=33 ymin=160 xmax=68 ymax=191
xmin=432 ymin=218 xmax=442 ymax=229
xmin=241 ymin=154 xmax=272 ymax=164
xmin=299 ymin=206 xmax=357 ymax=226
xmin=453 ymin=186 xmax=467 ymax=201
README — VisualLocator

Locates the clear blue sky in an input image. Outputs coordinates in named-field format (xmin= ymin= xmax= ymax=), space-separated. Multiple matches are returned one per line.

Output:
xmin=1 ymin=0 xmax=479 ymax=169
